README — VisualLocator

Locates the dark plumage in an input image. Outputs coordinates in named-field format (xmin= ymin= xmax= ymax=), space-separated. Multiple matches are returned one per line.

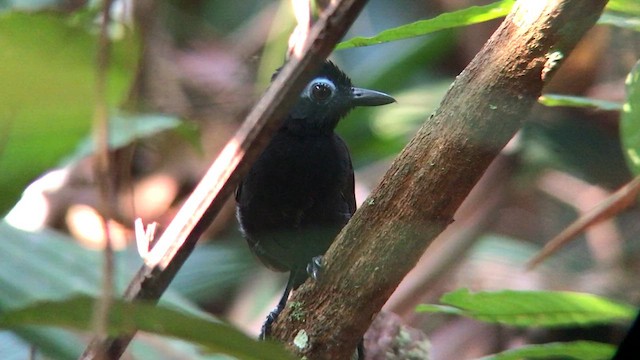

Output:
xmin=235 ymin=61 xmax=394 ymax=340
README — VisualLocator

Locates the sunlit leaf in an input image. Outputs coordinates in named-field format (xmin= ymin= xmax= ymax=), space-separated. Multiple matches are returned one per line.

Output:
xmin=416 ymin=288 xmax=635 ymax=327
xmin=336 ymin=0 xmax=515 ymax=50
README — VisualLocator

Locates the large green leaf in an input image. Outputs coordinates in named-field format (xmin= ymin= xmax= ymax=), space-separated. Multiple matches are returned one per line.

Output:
xmin=621 ymin=59 xmax=640 ymax=175
xmin=335 ymin=0 xmax=515 ymax=50
xmin=0 ymin=12 xmax=136 ymax=214
xmin=479 ymin=341 xmax=616 ymax=360
xmin=0 ymin=295 xmax=292 ymax=360
xmin=416 ymin=288 xmax=635 ymax=327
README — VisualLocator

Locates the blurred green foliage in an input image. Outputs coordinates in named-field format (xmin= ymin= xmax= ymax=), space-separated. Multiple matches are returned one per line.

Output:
xmin=0 ymin=11 xmax=137 ymax=214
xmin=0 ymin=220 xmax=254 ymax=358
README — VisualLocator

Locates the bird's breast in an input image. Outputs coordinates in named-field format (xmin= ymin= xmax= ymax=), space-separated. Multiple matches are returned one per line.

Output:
xmin=238 ymin=132 xmax=351 ymax=229
xmin=264 ymin=134 xmax=347 ymax=199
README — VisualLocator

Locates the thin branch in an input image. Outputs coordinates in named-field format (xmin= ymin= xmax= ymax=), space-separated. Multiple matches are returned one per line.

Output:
xmin=270 ymin=1 xmax=609 ymax=358
xmin=79 ymin=0 xmax=371 ymax=358
xmin=91 ymin=0 xmax=116 ymax=358
xmin=527 ymin=173 xmax=640 ymax=269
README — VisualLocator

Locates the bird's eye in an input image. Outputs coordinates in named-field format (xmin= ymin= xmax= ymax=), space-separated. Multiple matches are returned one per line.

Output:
xmin=307 ymin=79 xmax=335 ymax=102
xmin=311 ymin=83 xmax=332 ymax=101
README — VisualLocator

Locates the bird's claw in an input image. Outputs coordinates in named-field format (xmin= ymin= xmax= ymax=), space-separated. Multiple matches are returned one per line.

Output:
xmin=260 ymin=309 xmax=280 ymax=340
xmin=306 ymin=255 xmax=324 ymax=281
xmin=356 ymin=339 xmax=365 ymax=360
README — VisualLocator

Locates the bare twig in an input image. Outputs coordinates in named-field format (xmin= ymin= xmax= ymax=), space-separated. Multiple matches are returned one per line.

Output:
xmin=79 ymin=0 xmax=371 ymax=358
xmin=271 ymin=1 xmax=609 ymax=358
xmin=90 ymin=0 xmax=116 ymax=358
xmin=527 ymin=173 xmax=640 ymax=269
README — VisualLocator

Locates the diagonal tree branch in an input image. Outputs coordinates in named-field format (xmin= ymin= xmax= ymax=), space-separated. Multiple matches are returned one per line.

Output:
xmin=270 ymin=0 xmax=609 ymax=358
xmin=79 ymin=0 xmax=371 ymax=358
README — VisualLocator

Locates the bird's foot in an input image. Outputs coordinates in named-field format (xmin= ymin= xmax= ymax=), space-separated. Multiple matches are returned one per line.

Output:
xmin=306 ymin=255 xmax=324 ymax=281
xmin=259 ymin=308 xmax=281 ymax=340
xmin=356 ymin=338 xmax=365 ymax=360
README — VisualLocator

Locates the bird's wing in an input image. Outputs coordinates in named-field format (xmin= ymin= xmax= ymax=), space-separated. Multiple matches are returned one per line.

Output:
xmin=344 ymin=159 xmax=356 ymax=216
xmin=234 ymin=181 xmax=243 ymax=203
xmin=336 ymin=136 xmax=357 ymax=216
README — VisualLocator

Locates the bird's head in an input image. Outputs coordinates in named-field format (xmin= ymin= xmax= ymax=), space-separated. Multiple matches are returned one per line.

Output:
xmin=282 ymin=61 xmax=395 ymax=135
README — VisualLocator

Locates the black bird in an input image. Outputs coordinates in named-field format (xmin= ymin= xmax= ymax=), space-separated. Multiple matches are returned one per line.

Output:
xmin=235 ymin=61 xmax=395 ymax=340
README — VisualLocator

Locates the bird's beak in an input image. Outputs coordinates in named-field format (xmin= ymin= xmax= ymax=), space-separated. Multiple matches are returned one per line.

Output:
xmin=351 ymin=87 xmax=396 ymax=107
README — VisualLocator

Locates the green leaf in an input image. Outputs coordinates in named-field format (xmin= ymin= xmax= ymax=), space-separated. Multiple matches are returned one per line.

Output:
xmin=0 ymin=295 xmax=293 ymax=360
xmin=0 ymin=12 xmax=136 ymax=214
xmin=336 ymin=0 xmax=515 ymax=50
xmin=416 ymin=288 xmax=635 ymax=327
xmin=539 ymin=94 xmax=622 ymax=111
xmin=621 ymin=59 xmax=640 ymax=175
xmin=478 ymin=341 xmax=616 ymax=360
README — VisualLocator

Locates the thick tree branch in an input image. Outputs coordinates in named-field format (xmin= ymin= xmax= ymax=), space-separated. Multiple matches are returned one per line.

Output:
xmin=79 ymin=0 xmax=370 ymax=358
xmin=271 ymin=1 xmax=609 ymax=358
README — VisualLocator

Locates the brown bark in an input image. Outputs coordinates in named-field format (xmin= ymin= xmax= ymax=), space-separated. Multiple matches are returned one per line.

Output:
xmin=270 ymin=1 xmax=609 ymax=359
